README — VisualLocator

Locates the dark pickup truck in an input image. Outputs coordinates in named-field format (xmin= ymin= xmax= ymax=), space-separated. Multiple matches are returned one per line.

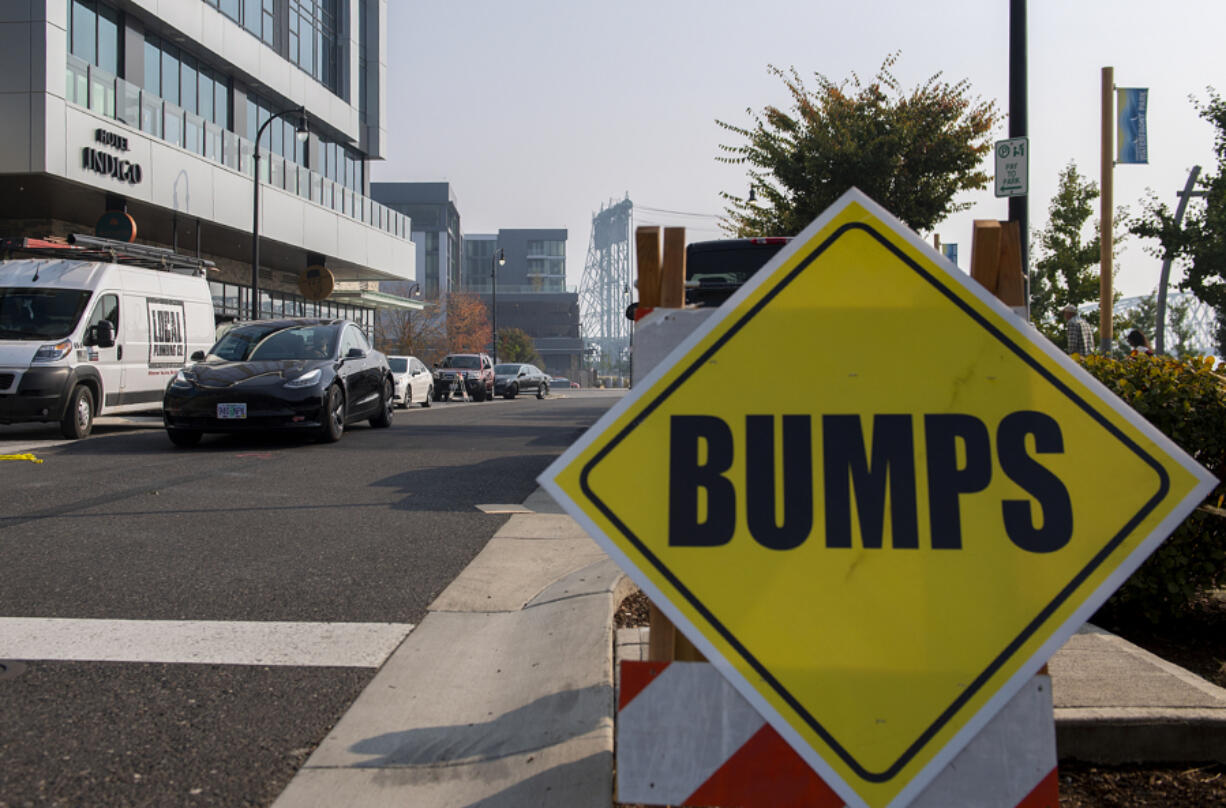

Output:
xmin=685 ymin=237 xmax=793 ymax=308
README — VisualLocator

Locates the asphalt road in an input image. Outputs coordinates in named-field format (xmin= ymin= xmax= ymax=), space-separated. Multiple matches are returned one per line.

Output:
xmin=0 ymin=391 xmax=622 ymax=808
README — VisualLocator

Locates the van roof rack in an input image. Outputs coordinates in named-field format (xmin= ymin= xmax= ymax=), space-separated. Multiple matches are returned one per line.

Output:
xmin=0 ymin=234 xmax=216 ymax=276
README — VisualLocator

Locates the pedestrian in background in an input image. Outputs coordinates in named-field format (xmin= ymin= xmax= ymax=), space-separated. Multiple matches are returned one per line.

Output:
xmin=1061 ymin=304 xmax=1095 ymax=355
xmin=1126 ymin=329 xmax=1154 ymax=357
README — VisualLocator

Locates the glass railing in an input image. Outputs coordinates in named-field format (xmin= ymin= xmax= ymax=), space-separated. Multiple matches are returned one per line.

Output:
xmin=65 ymin=55 xmax=408 ymax=241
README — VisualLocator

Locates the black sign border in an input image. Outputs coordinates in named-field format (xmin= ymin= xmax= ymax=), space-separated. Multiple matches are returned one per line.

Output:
xmin=579 ymin=220 xmax=1170 ymax=783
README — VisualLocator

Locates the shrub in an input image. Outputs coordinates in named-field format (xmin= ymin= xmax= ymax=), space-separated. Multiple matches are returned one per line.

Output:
xmin=1077 ymin=354 xmax=1226 ymax=620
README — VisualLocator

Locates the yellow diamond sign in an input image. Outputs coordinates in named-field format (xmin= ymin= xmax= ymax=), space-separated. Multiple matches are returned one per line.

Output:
xmin=540 ymin=190 xmax=1216 ymax=808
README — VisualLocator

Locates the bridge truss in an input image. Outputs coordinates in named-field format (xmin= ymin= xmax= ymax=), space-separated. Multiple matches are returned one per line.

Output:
xmin=579 ymin=197 xmax=634 ymax=374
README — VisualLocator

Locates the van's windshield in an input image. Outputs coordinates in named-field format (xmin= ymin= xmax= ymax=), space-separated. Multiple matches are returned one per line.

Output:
xmin=0 ymin=288 xmax=92 ymax=339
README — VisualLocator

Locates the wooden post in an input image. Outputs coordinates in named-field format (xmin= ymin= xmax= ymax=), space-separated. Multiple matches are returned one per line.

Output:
xmin=634 ymin=225 xmax=705 ymax=663
xmin=1100 ymin=66 xmax=1114 ymax=353
xmin=660 ymin=227 xmax=686 ymax=308
xmin=970 ymin=220 xmax=1024 ymax=309
xmin=636 ymin=226 xmax=662 ymax=310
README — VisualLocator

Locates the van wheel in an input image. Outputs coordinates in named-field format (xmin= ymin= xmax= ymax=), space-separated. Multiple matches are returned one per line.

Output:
xmin=422 ymin=386 xmax=432 ymax=407
xmin=167 ymin=428 xmax=202 ymax=448
xmin=318 ymin=385 xmax=345 ymax=443
xmin=60 ymin=385 xmax=94 ymax=439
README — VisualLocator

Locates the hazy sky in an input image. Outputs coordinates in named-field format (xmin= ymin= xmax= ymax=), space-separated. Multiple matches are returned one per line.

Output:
xmin=374 ymin=0 xmax=1223 ymax=302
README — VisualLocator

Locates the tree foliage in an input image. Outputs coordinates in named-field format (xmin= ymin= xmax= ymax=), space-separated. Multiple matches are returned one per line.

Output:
xmin=497 ymin=327 xmax=543 ymax=366
xmin=1030 ymin=162 xmax=1103 ymax=343
xmin=444 ymin=290 xmax=490 ymax=355
xmin=716 ymin=54 xmax=999 ymax=237
xmin=1130 ymin=89 xmax=1226 ymax=353
xmin=374 ymin=305 xmax=446 ymax=365
xmin=1029 ymin=161 xmax=1130 ymax=350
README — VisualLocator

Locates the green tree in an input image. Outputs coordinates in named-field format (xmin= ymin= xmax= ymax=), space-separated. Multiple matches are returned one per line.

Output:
xmin=1168 ymin=296 xmax=1198 ymax=358
xmin=1030 ymin=161 xmax=1129 ymax=350
xmin=497 ymin=327 xmax=543 ymax=366
xmin=1030 ymin=162 xmax=1103 ymax=344
xmin=1130 ymin=89 xmax=1226 ymax=353
xmin=716 ymin=54 xmax=999 ymax=237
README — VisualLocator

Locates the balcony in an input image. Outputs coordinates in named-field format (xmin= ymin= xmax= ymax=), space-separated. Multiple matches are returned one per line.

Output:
xmin=65 ymin=55 xmax=407 ymax=241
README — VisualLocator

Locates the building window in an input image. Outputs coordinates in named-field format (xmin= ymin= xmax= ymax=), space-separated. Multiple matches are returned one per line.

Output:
xmin=289 ymin=0 xmax=342 ymax=93
xmin=528 ymin=240 xmax=565 ymax=257
xmin=144 ymin=35 xmax=231 ymax=129
xmin=204 ymin=0 xmax=274 ymax=45
xmin=69 ymin=0 xmax=121 ymax=75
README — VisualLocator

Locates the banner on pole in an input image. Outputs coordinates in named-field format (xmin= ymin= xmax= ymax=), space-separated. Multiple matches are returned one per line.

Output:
xmin=1117 ymin=88 xmax=1149 ymax=164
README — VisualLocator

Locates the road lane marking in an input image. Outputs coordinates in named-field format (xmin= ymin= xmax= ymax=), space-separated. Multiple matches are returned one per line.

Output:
xmin=476 ymin=503 xmax=533 ymax=514
xmin=0 ymin=618 xmax=413 ymax=668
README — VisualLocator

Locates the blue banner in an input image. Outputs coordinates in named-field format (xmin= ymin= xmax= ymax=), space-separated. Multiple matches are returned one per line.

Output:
xmin=1117 ymin=88 xmax=1148 ymax=164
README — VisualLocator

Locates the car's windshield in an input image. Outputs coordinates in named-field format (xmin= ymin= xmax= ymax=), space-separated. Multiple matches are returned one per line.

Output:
xmin=387 ymin=357 xmax=408 ymax=373
xmin=442 ymin=355 xmax=480 ymax=369
xmin=0 ymin=287 xmax=92 ymax=339
xmin=209 ymin=324 xmax=339 ymax=362
xmin=494 ymin=364 xmax=521 ymax=375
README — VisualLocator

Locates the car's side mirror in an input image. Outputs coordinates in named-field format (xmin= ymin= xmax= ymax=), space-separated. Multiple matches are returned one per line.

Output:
xmin=190 ymin=350 xmax=205 ymax=361
xmin=93 ymin=320 xmax=116 ymax=348
xmin=346 ymin=347 xmax=366 ymax=359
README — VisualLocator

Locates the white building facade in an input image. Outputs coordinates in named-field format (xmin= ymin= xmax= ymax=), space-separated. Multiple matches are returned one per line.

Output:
xmin=0 ymin=0 xmax=414 ymax=333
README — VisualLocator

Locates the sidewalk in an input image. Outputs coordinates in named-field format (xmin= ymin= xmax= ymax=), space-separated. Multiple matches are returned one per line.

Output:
xmin=274 ymin=490 xmax=1226 ymax=808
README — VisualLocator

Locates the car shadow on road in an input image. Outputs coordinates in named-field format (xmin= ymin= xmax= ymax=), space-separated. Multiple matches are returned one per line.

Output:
xmin=370 ymin=454 xmax=556 ymax=513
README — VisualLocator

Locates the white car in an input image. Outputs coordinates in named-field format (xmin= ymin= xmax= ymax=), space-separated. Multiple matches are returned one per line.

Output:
xmin=387 ymin=355 xmax=433 ymax=408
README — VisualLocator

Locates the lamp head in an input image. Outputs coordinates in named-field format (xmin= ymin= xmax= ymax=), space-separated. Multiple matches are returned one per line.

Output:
xmin=295 ymin=109 xmax=310 ymax=143
xmin=497 ymin=248 xmax=506 ymax=266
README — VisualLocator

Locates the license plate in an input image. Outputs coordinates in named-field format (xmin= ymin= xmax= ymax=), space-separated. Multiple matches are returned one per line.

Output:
xmin=217 ymin=403 xmax=247 ymax=419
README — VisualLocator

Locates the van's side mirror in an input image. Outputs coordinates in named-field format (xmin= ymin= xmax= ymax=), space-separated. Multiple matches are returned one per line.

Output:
xmin=94 ymin=320 xmax=116 ymax=348
xmin=190 ymin=350 xmax=205 ymax=361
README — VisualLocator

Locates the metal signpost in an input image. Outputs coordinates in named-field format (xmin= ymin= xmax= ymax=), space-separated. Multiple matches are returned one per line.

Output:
xmin=540 ymin=190 xmax=1215 ymax=808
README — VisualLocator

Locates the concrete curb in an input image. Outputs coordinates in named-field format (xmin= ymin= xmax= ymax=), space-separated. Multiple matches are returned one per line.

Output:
xmin=1051 ymin=624 xmax=1226 ymax=764
xmin=272 ymin=490 xmax=629 ymax=808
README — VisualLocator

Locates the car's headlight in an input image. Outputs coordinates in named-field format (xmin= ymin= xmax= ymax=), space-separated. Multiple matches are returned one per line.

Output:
xmin=170 ymin=369 xmax=196 ymax=388
xmin=285 ymin=368 xmax=322 ymax=388
xmin=31 ymin=339 xmax=73 ymax=363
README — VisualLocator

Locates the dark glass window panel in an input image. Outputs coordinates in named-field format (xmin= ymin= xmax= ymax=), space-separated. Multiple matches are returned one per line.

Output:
xmin=262 ymin=0 xmax=275 ymax=45
xmin=97 ymin=3 xmax=120 ymax=75
xmin=181 ymin=54 xmax=197 ymax=115
xmin=70 ymin=0 xmax=96 ymax=65
xmin=214 ymin=78 xmax=228 ymax=129
xmin=244 ymin=0 xmax=261 ymax=36
xmin=143 ymin=38 xmax=160 ymax=95
xmin=197 ymin=70 xmax=213 ymax=121
xmin=219 ymin=0 xmax=240 ymax=22
xmin=161 ymin=46 xmax=179 ymax=105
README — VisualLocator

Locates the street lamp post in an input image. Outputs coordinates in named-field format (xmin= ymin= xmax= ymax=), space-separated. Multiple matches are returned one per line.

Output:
xmin=251 ymin=105 xmax=310 ymax=321
xmin=490 ymin=247 xmax=505 ymax=363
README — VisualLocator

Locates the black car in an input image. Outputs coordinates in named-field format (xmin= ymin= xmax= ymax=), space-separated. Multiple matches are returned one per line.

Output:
xmin=162 ymin=318 xmax=394 ymax=447
xmin=493 ymin=363 xmax=549 ymax=399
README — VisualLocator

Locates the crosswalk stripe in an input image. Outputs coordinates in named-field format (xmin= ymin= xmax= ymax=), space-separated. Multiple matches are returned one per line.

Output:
xmin=0 ymin=618 xmax=414 ymax=668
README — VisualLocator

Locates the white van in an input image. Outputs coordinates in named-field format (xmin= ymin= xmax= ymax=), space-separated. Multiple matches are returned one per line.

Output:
xmin=0 ymin=238 xmax=215 ymax=438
